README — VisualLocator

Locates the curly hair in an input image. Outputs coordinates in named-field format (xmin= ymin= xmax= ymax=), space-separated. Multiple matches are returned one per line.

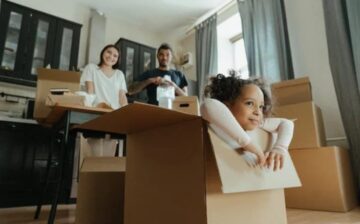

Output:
xmin=203 ymin=72 xmax=272 ymax=117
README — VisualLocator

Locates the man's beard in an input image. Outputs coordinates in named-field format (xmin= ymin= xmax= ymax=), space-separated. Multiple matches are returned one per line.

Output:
xmin=159 ymin=61 xmax=167 ymax=68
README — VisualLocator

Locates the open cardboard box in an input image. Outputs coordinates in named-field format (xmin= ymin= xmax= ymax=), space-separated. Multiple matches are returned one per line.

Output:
xmin=34 ymin=68 xmax=82 ymax=121
xmin=75 ymin=157 xmax=126 ymax=224
xmin=172 ymin=96 xmax=200 ymax=115
xmin=75 ymin=103 xmax=301 ymax=224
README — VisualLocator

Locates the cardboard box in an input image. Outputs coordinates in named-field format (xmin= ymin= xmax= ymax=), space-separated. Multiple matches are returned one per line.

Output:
xmin=271 ymin=77 xmax=311 ymax=106
xmin=75 ymin=157 xmax=126 ymax=224
xmin=273 ymin=101 xmax=326 ymax=149
xmin=285 ymin=147 xmax=358 ymax=212
xmin=172 ymin=96 xmax=200 ymax=115
xmin=76 ymin=103 xmax=300 ymax=224
xmin=34 ymin=68 xmax=81 ymax=120
xmin=45 ymin=92 xmax=84 ymax=107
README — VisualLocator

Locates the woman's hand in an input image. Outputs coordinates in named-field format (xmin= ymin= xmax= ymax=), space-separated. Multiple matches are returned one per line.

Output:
xmin=264 ymin=150 xmax=285 ymax=171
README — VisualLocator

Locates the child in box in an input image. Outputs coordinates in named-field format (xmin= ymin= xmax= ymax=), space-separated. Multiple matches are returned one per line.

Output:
xmin=200 ymin=73 xmax=294 ymax=171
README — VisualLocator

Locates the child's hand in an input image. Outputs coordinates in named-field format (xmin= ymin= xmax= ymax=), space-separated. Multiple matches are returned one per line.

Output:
xmin=238 ymin=143 xmax=265 ymax=167
xmin=264 ymin=150 xmax=285 ymax=171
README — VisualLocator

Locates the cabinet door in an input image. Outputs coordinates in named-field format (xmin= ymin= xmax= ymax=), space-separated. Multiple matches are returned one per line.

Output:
xmin=25 ymin=13 xmax=56 ymax=80
xmin=0 ymin=2 xmax=30 ymax=79
xmin=139 ymin=46 xmax=156 ymax=75
xmin=52 ymin=20 xmax=81 ymax=71
xmin=118 ymin=40 xmax=139 ymax=87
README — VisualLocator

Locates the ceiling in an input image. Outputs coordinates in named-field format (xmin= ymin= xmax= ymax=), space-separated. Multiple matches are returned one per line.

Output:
xmin=71 ymin=0 xmax=230 ymax=33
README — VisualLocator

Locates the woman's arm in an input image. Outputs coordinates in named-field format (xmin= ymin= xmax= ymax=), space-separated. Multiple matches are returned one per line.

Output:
xmin=200 ymin=98 xmax=265 ymax=165
xmin=85 ymin=81 xmax=95 ymax=94
xmin=119 ymin=89 xmax=128 ymax=107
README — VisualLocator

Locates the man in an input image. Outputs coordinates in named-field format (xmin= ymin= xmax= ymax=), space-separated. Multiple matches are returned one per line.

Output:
xmin=129 ymin=43 xmax=188 ymax=105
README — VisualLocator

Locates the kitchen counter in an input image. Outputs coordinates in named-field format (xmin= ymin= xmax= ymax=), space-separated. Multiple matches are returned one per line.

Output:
xmin=0 ymin=115 xmax=38 ymax=124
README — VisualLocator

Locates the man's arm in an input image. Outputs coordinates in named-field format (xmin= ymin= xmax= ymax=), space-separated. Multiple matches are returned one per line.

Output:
xmin=128 ymin=77 xmax=162 ymax=95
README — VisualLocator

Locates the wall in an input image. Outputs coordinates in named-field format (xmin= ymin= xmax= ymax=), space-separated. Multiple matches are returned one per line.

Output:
xmin=178 ymin=0 xmax=347 ymax=147
xmin=284 ymin=0 xmax=347 ymax=147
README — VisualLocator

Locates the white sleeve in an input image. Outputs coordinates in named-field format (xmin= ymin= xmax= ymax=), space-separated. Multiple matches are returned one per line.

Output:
xmin=261 ymin=118 xmax=294 ymax=153
xmin=80 ymin=64 xmax=95 ymax=85
xmin=200 ymin=98 xmax=251 ymax=148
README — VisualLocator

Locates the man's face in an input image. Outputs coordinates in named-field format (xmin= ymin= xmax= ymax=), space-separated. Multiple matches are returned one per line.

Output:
xmin=157 ymin=49 xmax=172 ymax=68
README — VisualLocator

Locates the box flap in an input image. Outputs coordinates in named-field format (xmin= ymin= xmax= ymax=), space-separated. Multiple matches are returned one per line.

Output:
xmin=208 ymin=128 xmax=301 ymax=193
xmin=81 ymin=157 xmax=125 ymax=172
xmin=75 ymin=102 xmax=201 ymax=135
xmin=34 ymin=68 xmax=81 ymax=120
xmin=271 ymin=76 xmax=310 ymax=89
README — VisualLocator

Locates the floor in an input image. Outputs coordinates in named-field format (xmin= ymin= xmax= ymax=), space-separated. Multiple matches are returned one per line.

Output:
xmin=0 ymin=205 xmax=360 ymax=224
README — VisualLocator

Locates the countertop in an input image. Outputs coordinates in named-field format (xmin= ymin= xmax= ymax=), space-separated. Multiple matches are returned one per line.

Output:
xmin=0 ymin=116 xmax=38 ymax=124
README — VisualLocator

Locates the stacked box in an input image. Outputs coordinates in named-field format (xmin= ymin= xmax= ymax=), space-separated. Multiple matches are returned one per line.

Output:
xmin=271 ymin=77 xmax=358 ymax=212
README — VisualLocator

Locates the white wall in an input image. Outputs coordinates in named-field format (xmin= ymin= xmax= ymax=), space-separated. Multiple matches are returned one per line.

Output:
xmin=284 ymin=0 xmax=347 ymax=146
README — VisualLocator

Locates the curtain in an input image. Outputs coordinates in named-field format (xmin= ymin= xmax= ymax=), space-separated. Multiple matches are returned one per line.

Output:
xmin=237 ymin=0 xmax=293 ymax=82
xmin=195 ymin=14 xmax=218 ymax=98
xmin=323 ymin=0 xmax=360 ymax=191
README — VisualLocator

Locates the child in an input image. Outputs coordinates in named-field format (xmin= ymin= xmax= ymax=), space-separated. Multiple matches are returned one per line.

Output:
xmin=200 ymin=73 xmax=294 ymax=171
xmin=80 ymin=44 xmax=128 ymax=157
xmin=81 ymin=44 xmax=128 ymax=109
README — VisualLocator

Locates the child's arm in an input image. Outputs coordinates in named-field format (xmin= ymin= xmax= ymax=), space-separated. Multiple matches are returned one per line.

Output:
xmin=261 ymin=118 xmax=294 ymax=171
xmin=200 ymin=98 xmax=265 ymax=165
xmin=261 ymin=118 xmax=294 ymax=153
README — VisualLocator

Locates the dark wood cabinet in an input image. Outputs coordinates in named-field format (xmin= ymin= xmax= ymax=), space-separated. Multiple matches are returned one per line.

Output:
xmin=0 ymin=0 xmax=81 ymax=86
xmin=115 ymin=38 xmax=156 ymax=103
xmin=0 ymin=120 xmax=72 ymax=208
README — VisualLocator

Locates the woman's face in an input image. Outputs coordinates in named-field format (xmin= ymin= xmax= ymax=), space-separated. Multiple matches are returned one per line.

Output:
xmin=227 ymin=84 xmax=265 ymax=131
xmin=101 ymin=47 xmax=119 ymax=67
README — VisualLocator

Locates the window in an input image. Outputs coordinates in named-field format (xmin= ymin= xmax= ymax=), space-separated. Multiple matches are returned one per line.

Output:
xmin=217 ymin=13 xmax=249 ymax=78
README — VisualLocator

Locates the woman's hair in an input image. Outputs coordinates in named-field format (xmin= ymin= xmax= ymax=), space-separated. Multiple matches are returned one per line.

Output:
xmin=204 ymin=72 xmax=272 ymax=116
xmin=98 ymin=44 xmax=120 ymax=69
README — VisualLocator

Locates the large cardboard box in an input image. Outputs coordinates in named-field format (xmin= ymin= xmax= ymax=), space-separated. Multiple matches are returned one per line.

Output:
xmin=285 ymin=146 xmax=358 ymax=212
xmin=271 ymin=77 xmax=311 ymax=106
xmin=34 ymin=68 xmax=81 ymax=120
xmin=273 ymin=101 xmax=326 ymax=149
xmin=75 ymin=157 xmax=126 ymax=224
xmin=76 ymin=103 xmax=300 ymax=224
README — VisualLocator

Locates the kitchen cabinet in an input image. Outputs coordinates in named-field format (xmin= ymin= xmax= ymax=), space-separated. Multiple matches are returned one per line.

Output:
xmin=115 ymin=38 xmax=156 ymax=103
xmin=0 ymin=119 xmax=73 ymax=207
xmin=0 ymin=0 xmax=81 ymax=86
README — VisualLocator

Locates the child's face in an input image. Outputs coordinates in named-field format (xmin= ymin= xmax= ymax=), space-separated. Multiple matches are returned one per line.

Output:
xmin=102 ymin=47 xmax=119 ymax=67
xmin=227 ymin=84 xmax=265 ymax=131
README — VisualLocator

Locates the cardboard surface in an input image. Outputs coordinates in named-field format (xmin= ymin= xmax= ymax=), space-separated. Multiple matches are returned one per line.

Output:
xmin=75 ymin=157 xmax=126 ymax=224
xmin=273 ymin=101 xmax=326 ymax=149
xmin=45 ymin=93 xmax=85 ymax=107
xmin=271 ymin=77 xmax=312 ymax=106
xmin=76 ymin=103 xmax=301 ymax=224
xmin=172 ymin=96 xmax=200 ymax=115
xmin=285 ymin=147 xmax=358 ymax=212
xmin=34 ymin=68 xmax=81 ymax=120
xmin=208 ymin=129 xmax=301 ymax=193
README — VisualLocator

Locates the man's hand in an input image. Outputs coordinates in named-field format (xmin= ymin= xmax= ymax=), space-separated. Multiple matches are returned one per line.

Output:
xmin=148 ymin=76 xmax=162 ymax=85
xmin=264 ymin=150 xmax=284 ymax=171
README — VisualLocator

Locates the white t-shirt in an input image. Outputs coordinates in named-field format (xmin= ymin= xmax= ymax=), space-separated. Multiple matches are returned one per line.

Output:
xmin=80 ymin=64 xmax=127 ymax=109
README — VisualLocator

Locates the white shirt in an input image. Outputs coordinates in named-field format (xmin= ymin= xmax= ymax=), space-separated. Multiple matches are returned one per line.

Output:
xmin=80 ymin=64 xmax=127 ymax=109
